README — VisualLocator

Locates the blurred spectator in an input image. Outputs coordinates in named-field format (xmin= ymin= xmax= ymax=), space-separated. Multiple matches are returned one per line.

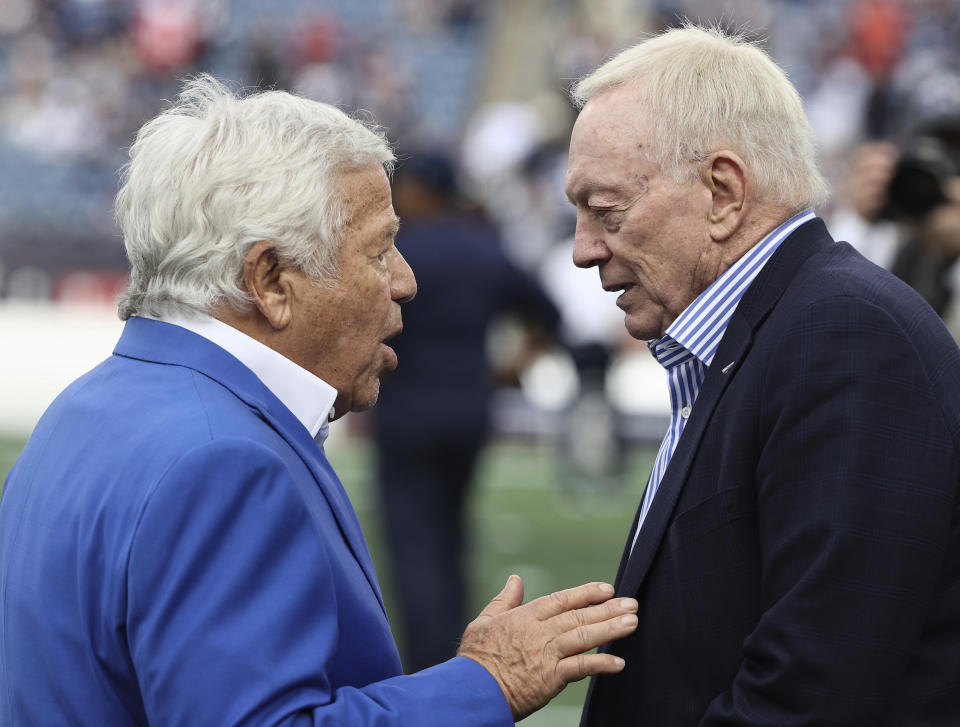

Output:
xmin=822 ymin=0 xmax=960 ymax=341
xmin=398 ymin=0 xmax=484 ymax=34
xmin=51 ymin=0 xmax=130 ymax=45
xmin=247 ymin=25 xmax=286 ymax=90
xmin=829 ymin=140 xmax=901 ymax=268
xmin=460 ymin=95 xmax=575 ymax=269
xmin=352 ymin=42 xmax=418 ymax=139
xmin=848 ymin=0 xmax=911 ymax=138
xmin=131 ymin=0 xmax=225 ymax=75
xmin=832 ymin=113 xmax=960 ymax=339
xmin=370 ymin=150 xmax=560 ymax=672
xmin=539 ymin=235 xmax=630 ymax=488
xmin=884 ymin=114 xmax=960 ymax=333
xmin=0 ymin=0 xmax=38 ymax=37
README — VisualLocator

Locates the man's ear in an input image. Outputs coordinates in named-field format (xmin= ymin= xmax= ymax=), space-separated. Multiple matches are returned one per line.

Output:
xmin=702 ymin=151 xmax=747 ymax=241
xmin=242 ymin=240 xmax=294 ymax=330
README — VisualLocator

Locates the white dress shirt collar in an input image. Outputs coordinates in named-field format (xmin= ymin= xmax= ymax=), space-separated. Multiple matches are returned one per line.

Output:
xmin=148 ymin=313 xmax=338 ymax=445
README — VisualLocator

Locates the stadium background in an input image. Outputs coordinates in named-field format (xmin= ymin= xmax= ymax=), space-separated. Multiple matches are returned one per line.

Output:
xmin=1 ymin=0 xmax=958 ymax=723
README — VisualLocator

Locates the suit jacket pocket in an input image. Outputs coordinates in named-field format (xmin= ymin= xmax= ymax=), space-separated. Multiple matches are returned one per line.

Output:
xmin=657 ymin=487 xmax=761 ymax=691
xmin=665 ymin=486 xmax=757 ymax=557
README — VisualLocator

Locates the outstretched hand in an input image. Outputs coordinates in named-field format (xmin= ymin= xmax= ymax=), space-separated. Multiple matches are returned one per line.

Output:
xmin=457 ymin=575 xmax=638 ymax=721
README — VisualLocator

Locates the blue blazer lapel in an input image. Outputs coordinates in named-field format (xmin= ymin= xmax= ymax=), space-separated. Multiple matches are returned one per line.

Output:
xmin=263 ymin=415 xmax=389 ymax=617
xmin=114 ymin=317 xmax=387 ymax=616
xmin=616 ymin=218 xmax=833 ymax=597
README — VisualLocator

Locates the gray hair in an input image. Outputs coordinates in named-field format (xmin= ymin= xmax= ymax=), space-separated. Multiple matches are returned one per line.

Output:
xmin=571 ymin=24 xmax=829 ymax=211
xmin=116 ymin=75 xmax=394 ymax=320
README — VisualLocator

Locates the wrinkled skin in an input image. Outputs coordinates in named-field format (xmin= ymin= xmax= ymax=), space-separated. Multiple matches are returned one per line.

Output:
xmin=282 ymin=165 xmax=417 ymax=416
xmin=457 ymin=576 xmax=638 ymax=721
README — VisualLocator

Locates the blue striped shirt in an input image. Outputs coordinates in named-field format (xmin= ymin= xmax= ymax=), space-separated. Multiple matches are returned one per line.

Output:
xmin=630 ymin=210 xmax=815 ymax=552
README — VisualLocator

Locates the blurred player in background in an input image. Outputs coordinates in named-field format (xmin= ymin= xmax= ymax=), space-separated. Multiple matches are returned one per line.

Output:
xmin=371 ymin=150 xmax=560 ymax=671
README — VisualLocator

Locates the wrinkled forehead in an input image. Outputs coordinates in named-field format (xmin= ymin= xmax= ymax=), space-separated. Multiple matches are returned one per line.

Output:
xmin=341 ymin=165 xmax=393 ymax=218
xmin=566 ymin=88 xmax=652 ymax=198
xmin=569 ymin=86 xmax=650 ymax=162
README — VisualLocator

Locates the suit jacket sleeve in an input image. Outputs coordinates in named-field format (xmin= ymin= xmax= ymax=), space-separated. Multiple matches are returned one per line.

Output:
xmin=701 ymin=295 xmax=958 ymax=725
xmin=125 ymin=438 xmax=512 ymax=727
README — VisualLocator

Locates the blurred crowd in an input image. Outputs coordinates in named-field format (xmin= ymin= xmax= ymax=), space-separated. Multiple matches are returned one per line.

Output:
xmin=1 ymin=0 xmax=960 ymax=342
xmin=0 ymin=0 xmax=485 ymax=160
xmin=0 ymin=0 xmax=486 ymax=299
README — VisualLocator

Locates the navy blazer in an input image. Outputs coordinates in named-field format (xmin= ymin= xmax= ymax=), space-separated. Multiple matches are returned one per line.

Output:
xmin=374 ymin=214 xmax=560 ymax=442
xmin=582 ymin=219 xmax=960 ymax=726
xmin=0 ymin=318 xmax=512 ymax=726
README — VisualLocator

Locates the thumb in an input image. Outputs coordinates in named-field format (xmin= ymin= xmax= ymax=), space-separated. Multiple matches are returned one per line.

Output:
xmin=476 ymin=574 xmax=524 ymax=622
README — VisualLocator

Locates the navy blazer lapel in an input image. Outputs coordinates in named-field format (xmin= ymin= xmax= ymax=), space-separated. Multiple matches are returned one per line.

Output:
xmin=616 ymin=219 xmax=834 ymax=597
xmin=616 ymin=317 xmax=753 ymax=597
xmin=113 ymin=317 xmax=387 ymax=616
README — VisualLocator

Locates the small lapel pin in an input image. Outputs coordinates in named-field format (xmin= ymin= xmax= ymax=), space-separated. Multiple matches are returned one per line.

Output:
xmin=721 ymin=360 xmax=736 ymax=374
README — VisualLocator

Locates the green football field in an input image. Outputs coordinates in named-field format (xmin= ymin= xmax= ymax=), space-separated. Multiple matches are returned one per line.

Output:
xmin=1 ymin=434 xmax=655 ymax=725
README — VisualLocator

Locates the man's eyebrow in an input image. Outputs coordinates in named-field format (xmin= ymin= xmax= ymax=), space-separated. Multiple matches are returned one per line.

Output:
xmin=566 ymin=182 xmax=622 ymax=205
xmin=386 ymin=217 xmax=401 ymax=237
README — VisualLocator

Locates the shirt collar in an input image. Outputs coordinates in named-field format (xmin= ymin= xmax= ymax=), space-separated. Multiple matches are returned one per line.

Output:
xmin=650 ymin=209 xmax=816 ymax=368
xmin=150 ymin=313 xmax=338 ymax=444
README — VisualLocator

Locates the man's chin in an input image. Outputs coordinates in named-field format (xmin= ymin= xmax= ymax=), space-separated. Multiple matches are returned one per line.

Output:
xmin=624 ymin=315 xmax=658 ymax=342
xmin=349 ymin=380 xmax=382 ymax=414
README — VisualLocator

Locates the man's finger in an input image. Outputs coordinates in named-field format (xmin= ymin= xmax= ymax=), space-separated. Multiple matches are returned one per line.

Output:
xmin=556 ymin=652 xmax=627 ymax=684
xmin=552 ymin=612 xmax=638 ymax=657
xmin=549 ymin=597 xmax=638 ymax=635
xmin=473 ymin=574 xmax=524 ymax=623
xmin=529 ymin=582 xmax=615 ymax=620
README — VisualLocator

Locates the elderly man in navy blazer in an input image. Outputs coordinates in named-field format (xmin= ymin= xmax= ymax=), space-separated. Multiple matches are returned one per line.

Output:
xmin=565 ymin=24 xmax=960 ymax=727
xmin=0 ymin=76 xmax=639 ymax=725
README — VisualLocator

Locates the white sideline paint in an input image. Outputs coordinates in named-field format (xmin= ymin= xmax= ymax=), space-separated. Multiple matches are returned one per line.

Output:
xmin=0 ymin=302 xmax=124 ymax=437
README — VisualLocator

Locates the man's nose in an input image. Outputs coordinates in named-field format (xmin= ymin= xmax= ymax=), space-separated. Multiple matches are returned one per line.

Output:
xmin=572 ymin=215 xmax=610 ymax=269
xmin=391 ymin=249 xmax=417 ymax=303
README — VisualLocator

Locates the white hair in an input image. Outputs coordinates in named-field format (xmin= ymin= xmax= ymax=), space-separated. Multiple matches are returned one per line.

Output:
xmin=571 ymin=24 xmax=829 ymax=211
xmin=116 ymin=75 xmax=394 ymax=320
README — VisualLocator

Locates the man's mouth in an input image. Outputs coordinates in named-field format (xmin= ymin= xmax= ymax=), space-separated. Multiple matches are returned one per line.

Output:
xmin=602 ymin=281 xmax=636 ymax=309
xmin=381 ymin=343 xmax=398 ymax=369
xmin=381 ymin=326 xmax=403 ymax=369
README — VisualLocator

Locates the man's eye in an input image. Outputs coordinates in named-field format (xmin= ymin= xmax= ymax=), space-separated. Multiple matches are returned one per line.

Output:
xmin=377 ymin=252 xmax=387 ymax=264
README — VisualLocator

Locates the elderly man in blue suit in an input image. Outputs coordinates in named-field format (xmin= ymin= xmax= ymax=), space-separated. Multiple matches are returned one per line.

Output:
xmin=565 ymin=24 xmax=960 ymax=726
xmin=0 ymin=76 xmax=639 ymax=726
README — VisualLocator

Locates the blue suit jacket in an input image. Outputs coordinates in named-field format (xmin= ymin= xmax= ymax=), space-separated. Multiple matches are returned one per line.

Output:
xmin=0 ymin=317 xmax=512 ymax=726
xmin=582 ymin=219 xmax=960 ymax=725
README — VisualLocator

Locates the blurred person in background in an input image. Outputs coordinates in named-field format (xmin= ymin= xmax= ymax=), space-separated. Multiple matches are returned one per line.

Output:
xmin=818 ymin=0 xmax=960 ymax=341
xmin=565 ymin=24 xmax=960 ymax=726
xmin=538 ymin=233 xmax=631 ymax=489
xmin=0 ymin=76 xmax=638 ymax=726
xmin=832 ymin=111 xmax=960 ymax=340
xmin=371 ymin=150 xmax=561 ymax=673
